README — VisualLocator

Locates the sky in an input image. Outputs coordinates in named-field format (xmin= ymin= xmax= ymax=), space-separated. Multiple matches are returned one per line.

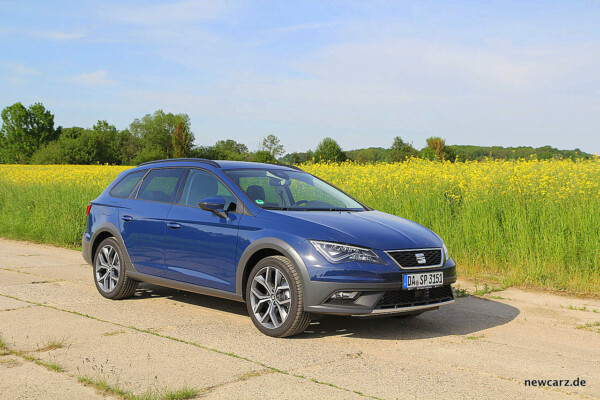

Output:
xmin=1 ymin=0 xmax=599 ymax=154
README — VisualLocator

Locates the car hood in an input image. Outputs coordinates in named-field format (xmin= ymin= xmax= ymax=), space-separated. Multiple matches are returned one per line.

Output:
xmin=259 ymin=210 xmax=442 ymax=250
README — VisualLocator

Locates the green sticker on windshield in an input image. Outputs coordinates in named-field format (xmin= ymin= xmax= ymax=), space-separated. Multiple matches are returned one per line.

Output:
xmin=255 ymin=199 xmax=264 ymax=205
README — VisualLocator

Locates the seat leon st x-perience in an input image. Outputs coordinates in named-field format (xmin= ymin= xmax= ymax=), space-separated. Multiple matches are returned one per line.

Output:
xmin=82 ymin=159 xmax=456 ymax=337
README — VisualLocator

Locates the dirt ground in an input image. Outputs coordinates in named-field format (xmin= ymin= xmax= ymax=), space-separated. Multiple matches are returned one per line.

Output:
xmin=0 ymin=238 xmax=599 ymax=399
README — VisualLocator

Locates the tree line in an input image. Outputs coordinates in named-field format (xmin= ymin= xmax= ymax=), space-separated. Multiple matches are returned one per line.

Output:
xmin=0 ymin=102 xmax=591 ymax=165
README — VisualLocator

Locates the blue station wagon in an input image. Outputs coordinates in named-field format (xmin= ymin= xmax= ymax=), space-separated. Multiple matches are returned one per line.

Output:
xmin=82 ymin=159 xmax=456 ymax=337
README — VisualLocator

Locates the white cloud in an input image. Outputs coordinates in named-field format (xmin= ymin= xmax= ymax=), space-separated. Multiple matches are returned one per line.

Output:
xmin=264 ymin=22 xmax=341 ymax=34
xmin=1 ymin=62 xmax=40 ymax=75
xmin=68 ymin=70 xmax=115 ymax=86
xmin=29 ymin=30 xmax=85 ymax=41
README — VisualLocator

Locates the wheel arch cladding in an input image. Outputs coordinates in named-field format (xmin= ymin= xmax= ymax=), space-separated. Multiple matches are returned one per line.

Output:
xmin=241 ymin=248 xmax=285 ymax=300
xmin=91 ymin=231 xmax=114 ymax=262
xmin=236 ymin=237 xmax=310 ymax=300
xmin=90 ymin=223 xmax=137 ymax=273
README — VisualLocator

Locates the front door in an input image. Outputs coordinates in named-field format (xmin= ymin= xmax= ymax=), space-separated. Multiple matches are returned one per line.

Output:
xmin=164 ymin=169 xmax=241 ymax=292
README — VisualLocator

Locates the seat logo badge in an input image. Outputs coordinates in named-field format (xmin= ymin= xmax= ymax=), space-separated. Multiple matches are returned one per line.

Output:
xmin=415 ymin=253 xmax=426 ymax=264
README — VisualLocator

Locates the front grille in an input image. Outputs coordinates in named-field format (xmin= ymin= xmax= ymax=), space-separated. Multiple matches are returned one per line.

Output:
xmin=376 ymin=285 xmax=454 ymax=310
xmin=387 ymin=248 xmax=443 ymax=268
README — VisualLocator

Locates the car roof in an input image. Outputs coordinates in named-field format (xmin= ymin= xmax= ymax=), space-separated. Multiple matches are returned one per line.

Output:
xmin=136 ymin=158 xmax=301 ymax=171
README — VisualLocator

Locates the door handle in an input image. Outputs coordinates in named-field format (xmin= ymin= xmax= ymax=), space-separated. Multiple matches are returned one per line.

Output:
xmin=167 ymin=222 xmax=181 ymax=229
xmin=121 ymin=215 xmax=133 ymax=221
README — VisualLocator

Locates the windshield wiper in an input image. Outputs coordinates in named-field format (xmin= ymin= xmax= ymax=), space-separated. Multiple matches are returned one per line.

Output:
xmin=262 ymin=206 xmax=362 ymax=212
xmin=303 ymin=208 xmax=357 ymax=212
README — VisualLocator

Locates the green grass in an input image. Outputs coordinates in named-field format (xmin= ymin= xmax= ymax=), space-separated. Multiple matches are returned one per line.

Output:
xmin=465 ymin=334 xmax=485 ymax=340
xmin=77 ymin=376 xmax=200 ymax=400
xmin=576 ymin=322 xmax=600 ymax=333
xmin=0 ymin=183 xmax=97 ymax=248
xmin=473 ymin=283 xmax=506 ymax=296
xmin=102 ymin=330 xmax=126 ymax=336
xmin=0 ymin=336 xmax=8 ymax=356
xmin=452 ymin=284 xmax=469 ymax=298
xmin=37 ymin=337 xmax=68 ymax=352
xmin=0 ymin=335 xmax=66 ymax=372
xmin=563 ymin=305 xmax=599 ymax=313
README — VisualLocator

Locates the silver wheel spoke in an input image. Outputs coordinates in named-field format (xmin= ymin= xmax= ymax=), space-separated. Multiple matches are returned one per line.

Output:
xmin=252 ymin=298 xmax=270 ymax=313
xmin=274 ymin=269 xmax=282 ymax=289
xmin=269 ymin=304 xmax=280 ymax=327
xmin=254 ymin=275 xmax=269 ymax=292
xmin=102 ymin=247 xmax=111 ymax=263
xmin=276 ymin=303 xmax=288 ymax=322
xmin=260 ymin=304 xmax=272 ymax=323
xmin=264 ymin=268 xmax=274 ymax=292
xmin=276 ymin=283 xmax=289 ymax=292
xmin=110 ymin=251 xmax=118 ymax=266
xmin=251 ymin=287 xmax=268 ymax=300
xmin=98 ymin=253 xmax=109 ymax=268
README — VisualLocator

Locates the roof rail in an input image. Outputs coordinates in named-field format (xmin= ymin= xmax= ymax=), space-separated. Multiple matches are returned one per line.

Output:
xmin=265 ymin=162 xmax=303 ymax=171
xmin=137 ymin=158 xmax=221 ymax=168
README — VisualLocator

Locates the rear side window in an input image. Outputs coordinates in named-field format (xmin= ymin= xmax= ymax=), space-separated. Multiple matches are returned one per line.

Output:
xmin=136 ymin=168 xmax=184 ymax=203
xmin=110 ymin=170 xmax=147 ymax=198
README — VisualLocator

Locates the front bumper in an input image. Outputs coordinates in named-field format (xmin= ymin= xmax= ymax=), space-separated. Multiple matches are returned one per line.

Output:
xmin=303 ymin=263 xmax=457 ymax=316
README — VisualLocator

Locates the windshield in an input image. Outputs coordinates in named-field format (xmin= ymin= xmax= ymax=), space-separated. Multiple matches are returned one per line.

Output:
xmin=225 ymin=169 xmax=366 ymax=211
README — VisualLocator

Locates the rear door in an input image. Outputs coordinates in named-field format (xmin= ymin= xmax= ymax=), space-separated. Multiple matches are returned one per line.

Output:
xmin=164 ymin=168 xmax=241 ymax=292
xmin=119 ymin=168 xmax=185 ymax=277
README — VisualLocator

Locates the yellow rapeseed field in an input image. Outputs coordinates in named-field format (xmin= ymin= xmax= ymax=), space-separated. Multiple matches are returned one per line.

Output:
xmin=1 ymin=158 xmax=599 ymax=295
xmin=0 ymin=164 xmax=131 ymax=188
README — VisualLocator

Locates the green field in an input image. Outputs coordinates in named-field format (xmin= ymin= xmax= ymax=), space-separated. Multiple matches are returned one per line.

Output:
xmin=1 ymin=160 xmax=599 ymax=297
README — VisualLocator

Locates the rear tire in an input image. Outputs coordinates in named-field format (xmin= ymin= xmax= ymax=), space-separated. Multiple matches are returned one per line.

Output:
xmin=246 ymin=256 xmax=311 ymax=337
xmin=93 ymin=237 xmax=138 ymax=300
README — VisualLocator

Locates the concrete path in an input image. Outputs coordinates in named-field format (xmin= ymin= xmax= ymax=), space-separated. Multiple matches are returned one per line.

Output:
xmin=0 ymin=238 xmax=599 ymax=399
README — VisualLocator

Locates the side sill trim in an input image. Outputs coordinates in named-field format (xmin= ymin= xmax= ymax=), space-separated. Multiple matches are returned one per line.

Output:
xmin=127 ymin=272 xmax=244 ymax=303
xmin=361 ymin=299 xmax=455 ymax=316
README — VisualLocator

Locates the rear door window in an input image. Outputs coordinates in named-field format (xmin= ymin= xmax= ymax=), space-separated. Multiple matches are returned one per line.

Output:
xmin=136 ymin=168 xmax=184 ymax=203
xmin=110 ymin=170 xmax=147 ymax=198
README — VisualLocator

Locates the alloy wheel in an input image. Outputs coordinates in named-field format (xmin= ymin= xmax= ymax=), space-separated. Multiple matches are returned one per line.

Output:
xmin=249 ymin=266 xmax=292 ymax=329
xmin=95 ymin=244 xmax=120 ymax=293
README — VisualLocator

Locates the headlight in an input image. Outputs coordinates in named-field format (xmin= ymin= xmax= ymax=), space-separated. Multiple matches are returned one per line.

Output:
xmin=443 ymin=243 xmax=450 ymax=260
xmin=310 ymin=240 xmax=385 ymax=264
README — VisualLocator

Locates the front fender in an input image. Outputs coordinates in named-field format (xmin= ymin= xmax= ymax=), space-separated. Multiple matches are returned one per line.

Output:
xmin=235 ymin=237 xmax=311 ymax=298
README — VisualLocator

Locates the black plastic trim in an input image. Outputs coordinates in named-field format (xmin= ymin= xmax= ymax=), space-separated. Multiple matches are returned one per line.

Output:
xmin=137 ymin=158 xmax=221 ymax=168
xmin=264 ymin=162 xmax=303 ymax=171
xmin=127 ymin=272 xmax=243 ymax=302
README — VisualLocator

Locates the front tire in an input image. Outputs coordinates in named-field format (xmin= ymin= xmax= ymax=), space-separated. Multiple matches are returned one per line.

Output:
xmin=93 ymin=237 xmax=138 ymax=300
xmin=246 ymin=256 xmax=311 ymax=337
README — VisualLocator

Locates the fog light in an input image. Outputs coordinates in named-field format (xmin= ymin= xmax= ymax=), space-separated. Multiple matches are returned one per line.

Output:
xmin=330 ymin=291 xmax=361 ymax=300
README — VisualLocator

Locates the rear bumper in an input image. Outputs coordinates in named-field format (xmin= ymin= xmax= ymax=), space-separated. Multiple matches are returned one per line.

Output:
xmin=82 ymin=233 xmax=92 ymax=266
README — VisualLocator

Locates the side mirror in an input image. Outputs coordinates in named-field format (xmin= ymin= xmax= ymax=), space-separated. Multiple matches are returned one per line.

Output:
xmin=198 ymin=197 xmax=228 ymax=218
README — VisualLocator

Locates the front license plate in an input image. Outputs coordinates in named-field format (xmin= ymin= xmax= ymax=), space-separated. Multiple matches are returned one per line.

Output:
xmin=403 ymin=271 xmax=444 ymax=290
